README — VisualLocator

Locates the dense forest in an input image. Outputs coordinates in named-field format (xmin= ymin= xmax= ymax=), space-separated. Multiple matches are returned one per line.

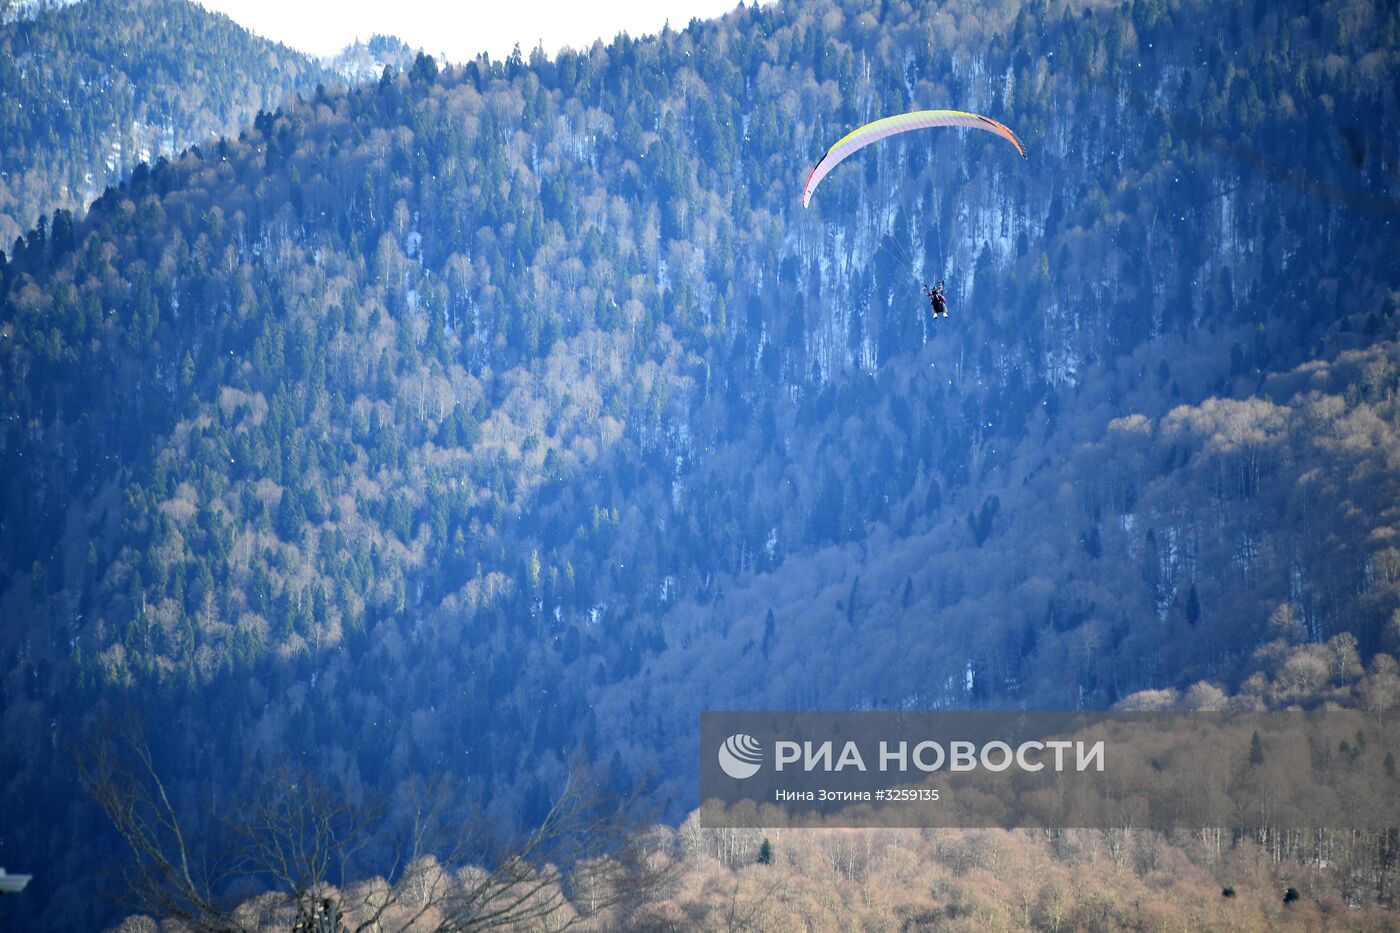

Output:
xmin=214 ymin=821 xmax=1400 ymax=931
xmin=325 ymin=34 xmax=417 ymax=85
xmin=1 ymin=0 xmax=1399 ymax=927
xmin=0 ymin=0 xmax=334 ymax=244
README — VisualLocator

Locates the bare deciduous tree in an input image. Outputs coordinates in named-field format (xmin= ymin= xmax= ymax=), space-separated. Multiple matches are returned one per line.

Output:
xmin=77 ymin=716 xmax=245 ymax=932
xmin=80 ymin=718 xmax=671 ymax=932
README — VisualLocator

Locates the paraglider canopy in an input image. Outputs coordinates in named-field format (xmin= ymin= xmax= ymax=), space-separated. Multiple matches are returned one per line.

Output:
xmin=802 ymin=109 xmax=1026 ymax=208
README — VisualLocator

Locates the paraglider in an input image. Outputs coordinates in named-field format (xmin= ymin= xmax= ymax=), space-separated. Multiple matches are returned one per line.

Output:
xmin=925 ymin=280 xmax=948 ymax=321
xmin=801 ymin=109 xmax=1026 ymax=209
xmin=801 ymin=109 xmax=1025 ymax=328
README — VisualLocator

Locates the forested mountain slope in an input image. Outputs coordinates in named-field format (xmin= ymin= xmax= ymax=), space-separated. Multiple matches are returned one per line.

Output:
xmin=0 ymin=0 xmax=333 ymax=245
xmin=618 ymin=331 xmax=1400 ymax=799
xmin=1 ymin=0 xmax=1399 ymax=926
xmin=325 ymin=33 xmax=417 ymax=84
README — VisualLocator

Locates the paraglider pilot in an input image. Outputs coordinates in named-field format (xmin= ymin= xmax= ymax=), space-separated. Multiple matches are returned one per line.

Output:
xmin=926 ymin=280 xmax=948 ymax=320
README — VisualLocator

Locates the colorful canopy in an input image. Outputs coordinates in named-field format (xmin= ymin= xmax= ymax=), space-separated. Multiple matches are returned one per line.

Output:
xmin=801 ymin=110 xmax=1026 ymax=208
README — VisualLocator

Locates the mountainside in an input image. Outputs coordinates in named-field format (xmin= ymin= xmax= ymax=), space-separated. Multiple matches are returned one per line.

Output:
xmin=325 ymin=33 xmax=417 ymax=85
xmin=0 ymin=0 xmax=334 ymax=245
xmin=2 ymin=0 xmax=1400 ymax=926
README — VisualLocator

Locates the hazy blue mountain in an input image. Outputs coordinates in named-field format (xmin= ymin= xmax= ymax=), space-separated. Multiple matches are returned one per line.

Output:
xmin=0 ymin=0 xmax=335 ymax=244
xmin=2 ymin=0 xmax=1399 ymax=926
xmin=324 ymin=33 xmax=416 ymax=84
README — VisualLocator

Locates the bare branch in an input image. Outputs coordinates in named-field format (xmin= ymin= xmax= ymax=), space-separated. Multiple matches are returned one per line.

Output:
xmin=76 ymin=715 xmax=248 ymax=933
xmin=81 ymin=720 xmax=668 ymax=933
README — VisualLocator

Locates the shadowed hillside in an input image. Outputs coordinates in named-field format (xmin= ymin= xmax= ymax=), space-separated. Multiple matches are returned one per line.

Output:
xmin=2 ymin=0 xmax=1399 ymax=926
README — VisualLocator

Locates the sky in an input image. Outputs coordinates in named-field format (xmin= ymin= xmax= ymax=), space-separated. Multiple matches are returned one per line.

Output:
xmin=191 ymin=0 xmax=754 ymax=63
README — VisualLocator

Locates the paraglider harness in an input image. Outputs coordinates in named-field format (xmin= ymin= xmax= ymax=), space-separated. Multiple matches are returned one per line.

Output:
xmin=926 ymin=280 xmax=948 ymax=319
